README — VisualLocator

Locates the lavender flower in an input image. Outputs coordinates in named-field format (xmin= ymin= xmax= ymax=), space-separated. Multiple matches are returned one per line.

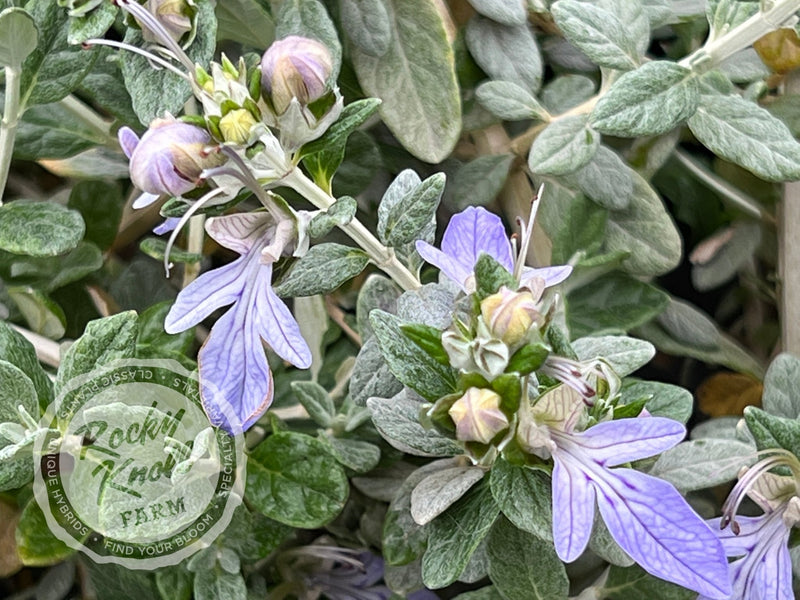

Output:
xmin=118 ymin=117 xmax=223 ymax=208
xmin=415 ymin=206 xmax=571 ymax=293
xmin=261 ymin=36 xmax=333 ymax=115
xmin=518 ymin=387 xmax=731 ymax=599
xmin=164 ymin=212 xmax=311 ymax=432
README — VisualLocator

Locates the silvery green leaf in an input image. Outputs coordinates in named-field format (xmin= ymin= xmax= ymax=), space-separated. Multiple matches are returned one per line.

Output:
xmin=277 ymin=0 xmax=342 ymax=81
xmin=274 ymin=243 xmax=369 ymax=297
xmin=194 ymin=568 xmax=246 ymax=600
xmin=340 ymin=0 xmax=391 ymax=57
xmin=487 ymin=517 xmax=569 ymax=600
xmin=308 ymin=196 xmax=358 ymax=238
xmin=688 ymin=90 xmax=800 ymax=181
xmin=0 ymin=8 xmax=37 ymax=67
xmin=768 ymin=94 xmax=800 ymax=137
xmin=384 ymin=559 xmax=426 ymax=595
xmin=550 ymin=0 xmax=645 ymax=71
xmin=7 ymin=287 xmax=66 ymax=339
xmin=216 ymin=0 xmax=275 ymax=48
xmin=368 ymin=391 xmax=462 ymax=457
xmin=489 ymin=459 xmax=552 ymax=541
xmin=719 ymin=48 xmax=769 ymax=84
xmin=590 ymin=516 xmax=633 ymax=567
xmin=540 ymin=36 xmax=596 ymax=73
xmin=34 ymin=561 xmax=75 ymax=600
xmin=318 ymin=433 xmax=381 ymax=473
xmin=356 ymin=275 xmax=400 ymax=342
xmin=572 ymin=335 xmax=655 ymax=376
xmin=67 ymin=1 xmax=116 ymax=44
xmin=459 ymin=538 xmax=489 ymax=584
xmin=619 ymin=380 xmax=693 ymax=424
xmin=422 ymin=480 xmax=499 ymax=588
xmin=293 ymin=295 xmax=328 ymax=382
xmin=763 ymin=353 xmax=800 ymax=419
xmin=0 ymin=360 xmax=37 ymax=425
xmin=650 ymin=438 xmax=756 ymax=493
xmin=475 ymin=80 xmax=549 ymax=121
xmin=466 ymin=16 xmax=543 ymax=94
xmin=451 ymin=154 xmax=515 ymax=209
xmin=538 ymin=183 xmax=607 ymax=264
xmin=602 ymin=564 xmax=697 ymax=600
xmin=569 ymin=145 xmax=634 ymax=211
xmin=642 ymin=0 xmax=673 ymax=27
xmin=15 ymin=99 xmax=110 ymax=160
xmin=706 ymin=0 xmax=758 ymax=39
xmin=351 ymin=337 xmax=403 ymax=406
xmin=690 ymin=417 xmax=741 ymax=441
xmin=745 ymin=406 xmax=800 ymax=457
xmin=397 ymin=283 xmax=457 ymax=328
xmin=410 ymin=466 xmax=484 ymax=525
xmin=352 ymin=461 xmax=417 ymax=502
xmin=467 ymin=0 xmax=526 ymax=25
xmin=691 ymin=222 xmax=761 ymax=291
xmin=591 ymin=62 xmax=699 ymax=137
xmin=0 ymin=200 xmax=84 ymax=257
xmin=0 ymin=321 xmax=52 ymax=407
xmin=604 ymin=169 xmax=682 ymax=276
xmin=291 ymin=381 xmax=334 ymax=427
xmin=541 ymin=74 xmax=596 ymax=114
xmin=351 ymin=0 xmax=460 ymax=162
xmin=452 ymin=588 xmax=504 ymax=600
xmin=528 ymin=115 xmax=600 ymax=176
xmin=379 ymin=173 xmax=444 ymax=246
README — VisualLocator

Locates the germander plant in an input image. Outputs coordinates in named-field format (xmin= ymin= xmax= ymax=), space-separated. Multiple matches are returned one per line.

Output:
xmin=2 ymin=0 xmax=800 ymax=599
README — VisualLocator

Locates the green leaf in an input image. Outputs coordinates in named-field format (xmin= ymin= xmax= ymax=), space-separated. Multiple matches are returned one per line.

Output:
xmin=468 ymin=0 xmax=526 ymax=25
xmin=67 ymin=1 xmax=117 ymax=45
xmin=140 ymin=237 xmax=202 ymax=264
xmin=604 ymin=170 xmax=682 ymax=276
xmin=318 ymin=434 xmax=381 ymax=473
xmin=370 ymin=310 xmax=457 ymax=401
xmin=473 ymin=253 xmax=517 ymax=299
xmin=475 ymin=81 xmax=548 ymax=121
xmin=0 ymin=320 xmax=52 ymax=408
xmin=121 ymin=0 xmax=216 ymax=124
xmin=619 ymin=380 xmax=693 ymax=423
xmin=422 ymin=480 xmax=499 ymax=588
xmin=551 ymin=0 xmax=646 ymax=71
xmin=215 ymin=0 xmax=275 ymax=48
xmin=466 ymin=16 xmax=542 ymax=94
xmin=136 ymin=300 xmax=194 ymax=356
xmin=78 ymin=47 xmax=139 ymax=127
xmin=351 ymin=0 xmax=461 ymax=162
xmin=602 ymin=564 xmax=696 ymax=600
xmin=193 ymin=567 xmax=246 ymax=600
xmin=1 ymin=241 xmax=102 ymax=292
xmin=356 ymin=274 xmax=400 ymax=341
xmin=572 ymin=335 xmax=655 ymax=377
xmin=350 ymin=336 xmax=403 ymax=406
xmin=453 ymin=588 xmax=504 ymax=600
xmin=7 ymin=287 xmax=65 ymax=339
xmin=340 ymin=0 xmax=392 ymax=57
xmin=451 ymin=154 xmax=514 ymax=209
xmin=541 ymin=74 xmax=595 ymax=114
xmin=763 ymin=353 xmax=800 ymax=419
xmin=487 ymin=517 xmax=568 ymax=600
xmin=273 ymin=243 xmax=369 ymax=297
xmin=368 ymin=391 xmax=462 ymax=457
xmin=0 ymin=359 xmax=37 ymax=424
xmin=566 ymin=272 xmax=669 ymax=338
xmin=245 ymin=431 xmax=348 ymax=528
xmin=706 ymin=0 xmax=758 ymax=40
xmin=155 ymin=566 xmax=193 ymax=600
xmin=276 ymin=0 xmax=341 ymax=81
xmin=68 ymin=180 xmax=123 ymax=251
xmin=20 ymin=1 xmax=97 ymax=107
xmin=83 ymin=561 xmax=159 ymax=600
xmin=379 ymin=173 xmax=444 ymax=246
xmin=591 ymin=62 xmax=699 ymax=137
xmin=307 ymin=195 xmax=358 ymax=238
xmin=400 ymin=323 xmax=449 ymax=366
xmin=506 ymin=342 xmax=549 ymax=375
xmin=489 ymin=459 xmax=552 ymax=541
xmin=16 ymin=500 xmax=75 ymax=566
xmin=0 ymin=200 xmax=84 ymax=257
xmin=528 ymin=115 xmax=600 ymax=176
xmin=691 ymin=222 xmax=761 ymax=291
xmin=744 ymin=406 xmax=800 ymax=457
xmin=569 ymin=146 xmax=635 ymax=211
xmin=55 ymin=312 xmax=138 ymax=392
xmin=688 ymin=91 xmax=800 ymax=181
xmin=410 ymin=466 xmax=484 ymax=525
xmin=537 ymin=184 xmax=607 ymax=264
xmin=0 ymin=7 xmax=37 ymax=67
xmin=650 ymin=438 xmax=755 ymax=493
xmin=291 ymin=380 xmax=334 ymax=427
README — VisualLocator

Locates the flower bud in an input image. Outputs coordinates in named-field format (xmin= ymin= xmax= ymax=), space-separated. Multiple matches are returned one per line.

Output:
xmin=219 ymin=108 xmax=258 ymax=144
xmin=119 ymin=118 xmax=224 ymax=197
xmin=480 ymin=286 xmax=540 ymax=346
xmin=442 ymin=328 xmax=509 ymax=380
xmin=142 ymin=0 xmax=192 ymax=44
xmin=261 ymin=36 xmax=333 ymax=115
xmin=448 ymin=388 xmax=509 ymax=444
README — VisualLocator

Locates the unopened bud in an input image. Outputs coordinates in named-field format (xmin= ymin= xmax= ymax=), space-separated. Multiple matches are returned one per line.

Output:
xmin=261 ymin=36 xmax=333 ymax=115
xmin=119 ymin=119 xmax=224 ymax=197
xmin=448 ymin=388 xmax=509 ymax=444
xmin=219 ymin=108 xmax=257 ymax=144
xmin=442 ymin=329 xmax=509 ymax=380
xmin=481 ymin=286 xmax=540 ymax=346
xmin=142 ymin=0 xmax=192 ymax=43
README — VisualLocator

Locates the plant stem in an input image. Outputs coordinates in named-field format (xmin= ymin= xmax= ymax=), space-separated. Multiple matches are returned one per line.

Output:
xmin=182 ymin=215 xmax=206 ymax=287
xmin=780 ymin=69 xmax=800 ymax=355
xmin=282 ymin=168 xmax=422 ymax=291
xmin=0 ymin=66 xmax=22 ymax=206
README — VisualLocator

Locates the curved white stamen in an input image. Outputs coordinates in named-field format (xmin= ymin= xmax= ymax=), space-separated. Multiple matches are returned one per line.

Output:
xmin=116 ymin=0 xmax=195 ymax=72
xmin=513 ymin=183 xmax=545 ymax=282
xmin=84 ymin=39 xmax=191 ymax=81
xmin=163 ymin=187 xmax=226 ymax=276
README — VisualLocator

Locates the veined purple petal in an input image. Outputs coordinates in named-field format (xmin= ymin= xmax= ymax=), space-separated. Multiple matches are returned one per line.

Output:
xmin=441 ymin=207 xmax=513 ymax=273
xmin=415 ymin=241 xmax=473 ymax=291
xmin=198 ymin=298 xmax=273 ymax=432
xmin=552 ymin=452 xmax=596 ymax=562
xmin=252 ymin=265 xmax=312 ymax=368
xmin=594 ymin=467 xmax=731 ymax=599
xmin=521 ymin=265 xmax=572 ymax=288
xmin=572 ymin=417 xmax=685 ymax=467
xmin=706 ymin=515 xmax=762 ymax=557
xmin=206 ymin=213 xmax=273 ymax=255
xmin=164 ymin=256 xmax=249 ymax=333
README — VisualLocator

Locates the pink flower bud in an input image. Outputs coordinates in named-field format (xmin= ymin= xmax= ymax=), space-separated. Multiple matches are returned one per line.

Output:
xmin=261 ymin=36 xmax=333 ymax=115
xmin=448 ymin=388 xmax=509 ymax=444
xmin=480 ymin=286 xmax=540 ymax=346
xmin=119 ymin=119 xmax=223 ymax=197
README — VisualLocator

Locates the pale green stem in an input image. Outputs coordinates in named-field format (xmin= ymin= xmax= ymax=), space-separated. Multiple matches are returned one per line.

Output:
xmin=58 ymin=94 xmax=113 ymax=143
xmin=182 ymin=215 xmax=206 ymax=287
xmin=780 ymin=69 xmax=800 ymax=355
xmin=0 ymin=66 xmax=22 ymax=206
xmin=282 ymin=167 xmax=422 ymax=291
xmin=674 ymin=150 xmax=775 ymax=223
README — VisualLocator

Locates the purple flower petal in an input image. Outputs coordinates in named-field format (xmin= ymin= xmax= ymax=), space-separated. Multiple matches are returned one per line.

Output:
xmin=572 ymin=418 xmax=685 ymax=467
xmin=415 ymin=241 xmax=473 ymax=291
xmin=118 ymin=126 xmax=139 ymax=159
xmin=206 ymin=213 xmax=273 ymax=255
xmin=252 ymin=265 xmax=312 ymax=368
xmin=132 ymin=192 xmax=161 ymax=209
xmin=521 ymin=265 xmax=572 ymax=288
xmin=164 ymin=256 xmax=249 ymax=333
xmin=153 ymin=217 xmax=181 ymax=235
xmin=198 ymin=299 xmax=273 ymax=432
xmin=552 ymin=453 xmax=596 ymax=562
xmin=441 ymin=206 xmax=513 ymax=273
xmin=595 ymin=468 xmax=731 ymax=599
